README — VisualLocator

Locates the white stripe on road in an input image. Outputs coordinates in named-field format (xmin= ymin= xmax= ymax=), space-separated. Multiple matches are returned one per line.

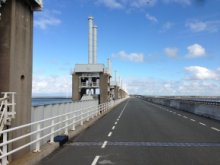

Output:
xmin=101 ymin=141 xmax=108 ymax=149
xmin=211 ymin=127 xmax=220 ymax=132
xmin=199 ymin=122 xmax=206 ymax=126
xmin=108 ymin=132 xmax=112 ymax=137
xmin=114 ymin=122 xmax=118 ymax=125
xmin=190 ymin=119 xmax=196 ymax=122
xmin=112 ymin=126 xmax=115 ymax=130
xmin=91 ymin=156 xmax=100 ymax=165
xmin=183 ymin=116 xmax=188 ymax=119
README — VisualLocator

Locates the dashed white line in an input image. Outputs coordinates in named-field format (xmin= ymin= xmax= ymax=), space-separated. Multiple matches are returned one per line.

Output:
xmin=183 ymin=116 xmax=188 ymax=119
xmin=101 ymin=141 xmax=108 ymax=149
xmin=114 ymin=122 xmax=118 ymax=125
xmin=190 ymin=119 xmax=196 ymax=122
xmin=117 ymin=118 xmax=119 ymax=121
xmin=199 ymin=122 xmax=206 ymax=126
xmin=108 ymin=132 xmax=112 ymax=137
xmin=211 ymin=127 xmax=220 ymax=132
xmin=91 ymin=156 xmax=100 ymax=165
xmin=177 ymin=114 xmax=182 ymax=117
xmin=112 ymin=126 xmax=115 ymax=130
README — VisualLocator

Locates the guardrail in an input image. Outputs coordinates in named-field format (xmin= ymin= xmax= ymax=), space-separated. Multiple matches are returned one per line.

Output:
xmin=0 ymin=99 xmax=125 ymax=165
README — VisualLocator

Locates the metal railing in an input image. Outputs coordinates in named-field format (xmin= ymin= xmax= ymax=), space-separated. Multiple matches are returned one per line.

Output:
xmin=0 ymin=98 xmax=125 ymax=165
xmin=0 ymin=92 xmax=16 ymax=132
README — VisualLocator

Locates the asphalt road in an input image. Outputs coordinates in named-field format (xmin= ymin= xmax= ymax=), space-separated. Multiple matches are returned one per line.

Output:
xmin=39 ymin=97 xmax=220 ymax=165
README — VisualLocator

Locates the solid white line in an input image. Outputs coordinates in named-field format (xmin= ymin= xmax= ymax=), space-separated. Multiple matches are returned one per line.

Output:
xmin=190 ymin=119 xmax=196 ymax=122
xmin=112 ymin=126 xmax=115 ymax=130
xmin=108 ymin=132 xmax=112 ymax=137
xmin=199 ymin=122 xmax=206 ymax=126
xmin=211 ymin=127 xmax=220 ymax=132
xmin=101 ymin=141 xmax=108 ymax=149
xmin=91 ymin=156 xmax=100 ymax=165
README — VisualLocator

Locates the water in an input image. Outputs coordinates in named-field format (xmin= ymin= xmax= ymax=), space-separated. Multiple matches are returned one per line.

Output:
xmin=32 ymin=98 xmax=73 ymax=106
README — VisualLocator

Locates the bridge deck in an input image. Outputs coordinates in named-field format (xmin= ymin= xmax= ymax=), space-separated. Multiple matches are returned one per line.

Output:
xmin=39 ymin=97 xmax=220 ymax=165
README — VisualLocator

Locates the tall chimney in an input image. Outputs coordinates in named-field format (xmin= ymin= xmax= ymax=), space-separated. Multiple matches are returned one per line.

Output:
xmin=88 ymin=16 xmax=93 ymax=64
xmin=93 ymin=25 xmax=97 ymax=64
xmin=107 ymin=58 xmax=112 ymax=75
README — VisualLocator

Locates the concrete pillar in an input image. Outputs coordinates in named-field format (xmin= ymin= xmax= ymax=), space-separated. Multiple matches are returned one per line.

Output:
xmin=0 ymin=0 xmax=33 ymax=158
xmin=114 ymin=86 xmax=119 ymax=100
xmin=72 ymin=73 xmax=81 ymax=101
xmin=100 ymin=73 xmax=109 ymax=104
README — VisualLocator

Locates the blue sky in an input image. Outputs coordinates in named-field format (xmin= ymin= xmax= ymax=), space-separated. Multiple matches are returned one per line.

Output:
xmin=33 ymin=0 xmax=220 ymax=96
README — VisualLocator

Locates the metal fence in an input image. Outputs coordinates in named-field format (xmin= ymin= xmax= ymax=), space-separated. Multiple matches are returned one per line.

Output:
xmin=0 ymin=98 xmax=125 ymax=165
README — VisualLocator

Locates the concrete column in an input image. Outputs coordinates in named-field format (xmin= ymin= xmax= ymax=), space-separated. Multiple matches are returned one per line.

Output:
xmin=114 ymin=86 xmax=119 ymax=100
xmin=0 ymin=0 xmax=33 ymax=158
xmin=100 ymin=73 xmax=109 ymax=104
xmin=72 ymin=73 xmax=81 ymax=101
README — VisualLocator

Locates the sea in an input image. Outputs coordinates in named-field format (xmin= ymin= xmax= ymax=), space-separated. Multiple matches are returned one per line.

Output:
xmin=32 ymin=98 xmax=73 ymax=106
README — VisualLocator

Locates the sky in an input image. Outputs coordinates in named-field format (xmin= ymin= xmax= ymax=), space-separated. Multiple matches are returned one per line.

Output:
xmin=33 ymin=0 xmax=220 ymax=97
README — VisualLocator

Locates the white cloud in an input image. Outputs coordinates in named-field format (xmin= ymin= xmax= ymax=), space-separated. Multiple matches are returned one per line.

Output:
xmin=96 ymin=0 xmax=123 ymax=9
xmin=186 ymin=43 xmax=206 ymax=58
xmin=160 ymin=21 xmax=173 ymax=32
xmin=145 ymin=13 xmax=158 ymax=23
xmin=163 ymin=0 xmax=191 ymax=5
xmin=34 ymin=10 xmax=61 ymax=29
xmin=164 ymin=47 xmax=178 ymax=58
xmin=185 ymin=66 xmax=218 ymax=80
xmin=95 ymin=0 xmax=157 ymax=9
xmin=131 ymin=0 xmax=157 ymax=8
xmin=32 ymin=75 xmax=72 ymax=96
xmin=186 ymin=20 xmax=220 ymax=33
xmin=112 ymin=50 xmax=144 ymax=62
xmin=125 ymin=75 xmax=220 ymax=96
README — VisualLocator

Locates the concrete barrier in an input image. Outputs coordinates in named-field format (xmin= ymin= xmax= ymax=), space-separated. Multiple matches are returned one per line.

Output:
xmin=142 ymin=97 xmax=220 ymax=121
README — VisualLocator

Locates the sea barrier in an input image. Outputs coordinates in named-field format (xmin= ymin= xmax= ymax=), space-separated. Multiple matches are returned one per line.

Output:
xmin=141 ymin=96 xmax=220 ymax=121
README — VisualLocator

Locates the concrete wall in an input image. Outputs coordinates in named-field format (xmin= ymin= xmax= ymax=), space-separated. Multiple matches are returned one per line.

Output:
xmin=100 ymin=73 xmax=109 ymax=104
xmin=143 ymin=97 xmax=220 ymax=121
xmin=0 ymin=0 xmax=33 ymax=158
xmin=72 ymin=73 xmax=80 ymax=101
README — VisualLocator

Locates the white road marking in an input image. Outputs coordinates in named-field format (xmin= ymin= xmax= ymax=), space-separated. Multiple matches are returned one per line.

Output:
xmin=108 ymin=132 xmax=112 ymax=137
xmin=112 ymin=126 xmax=115 ymax=130
xmin=117 ymin=118 xmax=119 ymax=121
xmin=211 ymin=127 xmax=220 ymax=132
xmin=118 ymin=100 xmax=129 ymax=119
xmin=178 ymin=114 xmax=182 ymax=117
xmin=91 ymin=156 xmax=100 ymax=165
xmin=199 ymin=122 xmax=206 ymax=126
xmin=190 ymin=119 xmax=196 ymax=122
xmin=183 ymin=116 xmax=188 ymax=119
xmin=115 ymin=122 xmax=118 ymax=125
xmin=101 ymin=141 xmax=108 ymax=149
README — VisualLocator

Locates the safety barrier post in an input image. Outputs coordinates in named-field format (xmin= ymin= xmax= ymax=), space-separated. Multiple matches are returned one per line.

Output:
xmin=72 ymin=112 xmax=76 ymax=131
xmin=50 ymin=120 xmax=55 ymax=143
xmin=34 ymin=123 xmax=41 ymax=152
xmin=64 ymin=115 xmax=68 ymax=135
xmin=80 ymin=111 xmax=83 ymax=126
xmin=2 ymin=132 xmax=8 ymax=165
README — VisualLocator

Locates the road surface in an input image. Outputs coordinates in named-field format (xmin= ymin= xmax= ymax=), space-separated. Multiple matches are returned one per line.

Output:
xmin=39 ymin=97 xmax=220 ymax=165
